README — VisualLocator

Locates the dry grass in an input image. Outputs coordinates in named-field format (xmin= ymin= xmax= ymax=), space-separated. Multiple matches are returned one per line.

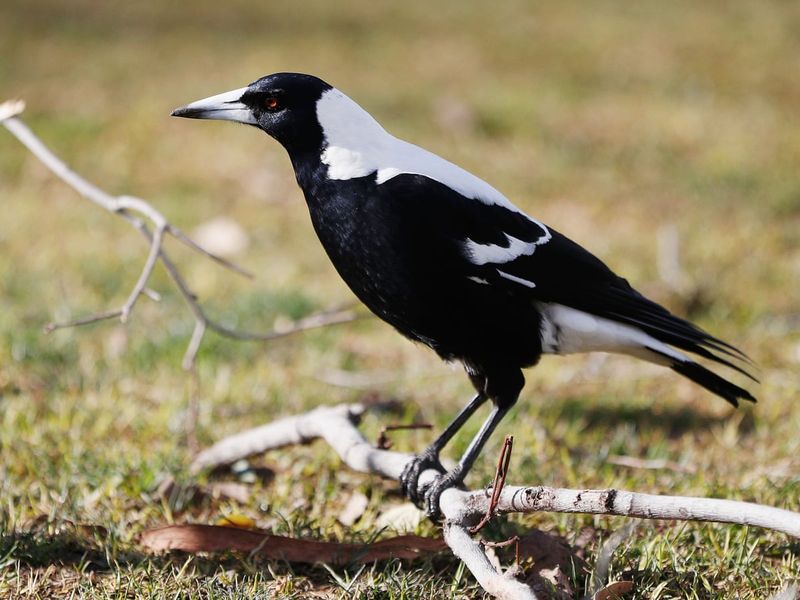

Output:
xmin=2 ymin=0 xmax=800 ymax=597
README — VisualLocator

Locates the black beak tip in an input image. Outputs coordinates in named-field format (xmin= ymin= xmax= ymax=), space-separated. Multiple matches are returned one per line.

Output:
xmin=171 ymin=106 xmax=192 ymax=118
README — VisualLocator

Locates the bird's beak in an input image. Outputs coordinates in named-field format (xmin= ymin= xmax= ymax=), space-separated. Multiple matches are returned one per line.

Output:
xmin=170 ymin=86 xmax=257 ymax=125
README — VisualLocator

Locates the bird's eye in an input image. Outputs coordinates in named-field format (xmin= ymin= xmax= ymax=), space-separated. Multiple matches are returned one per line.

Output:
xmin=264 ymin=96 xmax=281 ymax=111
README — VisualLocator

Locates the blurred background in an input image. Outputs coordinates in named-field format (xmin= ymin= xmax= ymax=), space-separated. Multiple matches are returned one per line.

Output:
xmin=1 ymin=0 xmax=799 ymax=597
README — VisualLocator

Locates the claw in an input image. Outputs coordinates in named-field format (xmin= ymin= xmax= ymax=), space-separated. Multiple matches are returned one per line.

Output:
xmin=422 ymin=469 xmax=465 ymax=519
xmin=399 ymin=449 xmax=445 ymax=506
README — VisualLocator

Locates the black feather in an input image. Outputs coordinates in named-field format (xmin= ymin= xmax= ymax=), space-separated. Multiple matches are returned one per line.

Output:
xmin=670 ymin=360 xmax=757 ymax=407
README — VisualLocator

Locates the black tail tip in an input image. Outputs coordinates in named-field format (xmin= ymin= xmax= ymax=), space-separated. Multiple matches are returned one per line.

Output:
xmin=671 ymin=361 xmax=757 ymax=408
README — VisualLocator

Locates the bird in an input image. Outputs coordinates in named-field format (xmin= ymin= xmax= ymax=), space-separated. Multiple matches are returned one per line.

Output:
xmin=172 ymin=72 xmax=756 ymax=518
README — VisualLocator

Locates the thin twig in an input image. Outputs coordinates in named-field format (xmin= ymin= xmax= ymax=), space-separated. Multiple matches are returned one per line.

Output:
xmin=1 ymin=102 xmax=364 ymax=369
xmin=165 ymin=222 xmax=252 ymax=278
xmin=482 ymin=535 xmax=521 ymax=569
xmin=607 ymin=454 xmax=696 ymax=474
xmin=44 ymin=309 xmax=125 ymax=332
xmin=470 ymin=435 xmax=514 ymax=534
xmin=376 ymin=423 xmax=433 ymax=450
xmin=122 ymin=222 xmax=165 ymax=322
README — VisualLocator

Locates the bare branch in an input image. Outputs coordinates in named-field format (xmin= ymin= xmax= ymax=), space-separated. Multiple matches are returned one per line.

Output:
xmin=166 ymin=222 xmax=253 ymax=279
xmin=122 ymin=222 xmax=165 ymax=323
xmin=192 ymin=402 xmax=800 ymax=600
xmin=44 ymin=309 xmax=125 ymax=333
xmin=1 ymin=104 xmax=363 ymax=369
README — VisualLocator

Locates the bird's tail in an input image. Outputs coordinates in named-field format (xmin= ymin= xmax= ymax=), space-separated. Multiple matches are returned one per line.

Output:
xmin=668 ymin=359 xmax=756 ymax=407
xmin=582 ymin=284 xmax=758 ymax=407
xmin=617 ymin=295 xmax=759 ymax=407
xmin=641 ymin=340 xmax=757 ymax=407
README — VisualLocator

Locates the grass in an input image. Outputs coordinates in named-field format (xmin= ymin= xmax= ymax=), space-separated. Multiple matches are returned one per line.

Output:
xmin=1 ymin=0 xmax=800 ymax=597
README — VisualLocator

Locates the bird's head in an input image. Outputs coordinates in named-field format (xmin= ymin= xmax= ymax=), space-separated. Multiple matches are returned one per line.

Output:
xmin=171 ymin=72 xmax=333 ymax=153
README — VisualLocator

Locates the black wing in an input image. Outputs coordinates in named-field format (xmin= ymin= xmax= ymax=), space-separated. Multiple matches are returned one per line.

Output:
xmin=385 ymin=174 xmax=756 ymax=405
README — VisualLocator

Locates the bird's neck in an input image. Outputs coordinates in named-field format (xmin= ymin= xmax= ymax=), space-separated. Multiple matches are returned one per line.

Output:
xmin=290 ymin=149 xmax=329 ymax=196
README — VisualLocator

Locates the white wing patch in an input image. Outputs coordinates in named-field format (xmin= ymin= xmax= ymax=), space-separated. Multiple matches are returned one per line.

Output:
xmin=467 ymin=276 xmax=490 ymax=285
xmin=316 ymin=89 xmax=525 ymax=214
xmin=463 ymin=228 xmax=551 ymax=266
xmin=536 ymin=302 xmax=688 ymax=365
xmin=497 ymin=270 xmax=536 ymax=288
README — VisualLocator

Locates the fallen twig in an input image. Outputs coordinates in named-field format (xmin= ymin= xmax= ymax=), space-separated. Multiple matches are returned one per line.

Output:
xmin=376 ymin=422 xmax=433 ymax=450
xmin=192 ymin=402 xmax=800 ymax=600
xmin=607 ymin=454 xmax=696 ymax=474
xmin=470 ymin=435 xmax=514 ymax=534
xmin=1 ymin=100 xmax=363 ymax=369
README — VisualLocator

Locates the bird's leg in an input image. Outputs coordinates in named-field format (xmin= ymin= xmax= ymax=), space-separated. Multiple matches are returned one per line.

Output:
xmin=421 ymin=367 xmax=524 ymax=519
xmin=399 ymin=392 xmax=487 ymax=504
xmin=422 ymin=402 xmax=513 ymax=518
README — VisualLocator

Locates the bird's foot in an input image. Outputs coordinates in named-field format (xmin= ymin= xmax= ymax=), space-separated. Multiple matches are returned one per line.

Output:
xmin=399 ymin=448 xmax=445 ymax=506
xmin=422 ymin=468 xmax=465 ymax=520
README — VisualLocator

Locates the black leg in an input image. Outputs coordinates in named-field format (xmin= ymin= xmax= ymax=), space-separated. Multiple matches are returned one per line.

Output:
xmin=419 ymin=366 xmax=525 ymax=519
xmin=399 ymin=392 xmax=487 ymax=504
xmin=422 ymin=403 xmax=512 ymax=517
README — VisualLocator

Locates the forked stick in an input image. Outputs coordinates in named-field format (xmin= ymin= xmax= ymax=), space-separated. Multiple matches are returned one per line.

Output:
xmin=1 ymin=100 xmax=361 ymax=369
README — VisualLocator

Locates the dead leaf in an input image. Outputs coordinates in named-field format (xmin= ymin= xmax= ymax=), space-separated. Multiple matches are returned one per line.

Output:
xmin=139 ymin=525 xmax=445 ymax=564
xmin=593 ymin=580 xmax=634 ymax=600
xmin=376 ymin=503 xmax=423 ymax=532
xmin=338 ymin=492 xmax=369 ymax=526
xmin=517 ymin=529 xmax=585 ymax=573
xmin=206 ymin=482 xmax=252 ymax=504
xmin=516 ymin=529 xmax=586 ymax=600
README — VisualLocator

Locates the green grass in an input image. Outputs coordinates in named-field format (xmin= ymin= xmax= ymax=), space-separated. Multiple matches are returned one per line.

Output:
xmin=2 ymin=0 xmax=800 ymax=597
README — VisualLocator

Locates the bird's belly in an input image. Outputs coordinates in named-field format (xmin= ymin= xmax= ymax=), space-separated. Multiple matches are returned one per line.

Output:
xmin=323 ymin=239 xmax=544 ymax=367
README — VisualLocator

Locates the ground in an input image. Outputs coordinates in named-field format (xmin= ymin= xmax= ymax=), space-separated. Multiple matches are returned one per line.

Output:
xmin=1 ymin=0 xmax=799 ymax=598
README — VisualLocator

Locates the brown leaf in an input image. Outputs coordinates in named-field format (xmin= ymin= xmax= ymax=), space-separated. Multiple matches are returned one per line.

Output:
xmin=593 ymin=580 xmax=634 ymax=600
xmin=139 ymin=525 xmax=445 ymax=564
xmin=517 ymin=529 xmax=586 ymax=573
xmin=516 ymin=529 xmax=586 ymax=600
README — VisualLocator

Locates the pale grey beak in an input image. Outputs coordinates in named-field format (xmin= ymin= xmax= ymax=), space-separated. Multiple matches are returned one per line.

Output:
xmin=171 ymin=86 xmax=257 ymax=125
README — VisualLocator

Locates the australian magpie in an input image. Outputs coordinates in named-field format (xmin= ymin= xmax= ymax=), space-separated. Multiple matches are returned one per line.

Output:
xmin=172 ymin=72 xmax=756 ymax=518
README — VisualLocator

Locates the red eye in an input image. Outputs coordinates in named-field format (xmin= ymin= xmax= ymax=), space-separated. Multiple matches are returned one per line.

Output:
xmin=264 ymin=96 xmax=280 ymax=111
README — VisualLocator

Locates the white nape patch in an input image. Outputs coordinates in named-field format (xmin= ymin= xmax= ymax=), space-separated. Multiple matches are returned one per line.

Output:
xmin=497 ymin=270 xmax=536 ymax=288
xmin=316 ymin=89 xmax=524 ymax=213
xmin=467 ymin=276 xmax=490 ymax=285
xmin=464 ymin=230 xmax=551 ymax=266
xmin=536 ymin=302 xmax=688 ymax=365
